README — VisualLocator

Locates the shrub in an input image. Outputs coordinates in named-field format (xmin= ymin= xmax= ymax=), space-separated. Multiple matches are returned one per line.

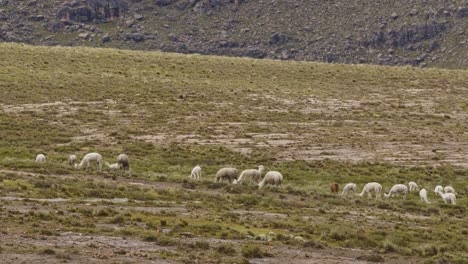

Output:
xmin=241 ymin=244 xmax=272 ymax=258
xmin=41 ymin=248 xmax=56 ymax=255
xmin=217 ymin=243 xmax=236 ymax=255
xmin=110 ymin=215 xmax=125 ymax=224
xmin=156 ymin=236 xmax=177 ymax=246
xmin=303 ymin=239 xmax=324 ymax=249
xmin=194 ymin=241 xmax=210 ymax=250
xmin=143 ymin=234 xmax=158 ymax=242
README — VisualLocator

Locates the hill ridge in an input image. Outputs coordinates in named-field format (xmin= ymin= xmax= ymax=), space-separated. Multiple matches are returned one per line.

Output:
xmin=0 ymin=0 xmax=467 ymax=68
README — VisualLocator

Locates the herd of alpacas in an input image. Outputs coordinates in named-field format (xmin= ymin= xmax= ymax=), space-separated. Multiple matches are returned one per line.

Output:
xmin=36 ymin=152 xmax=130 ymax=176
xmin=336 ymin=181 xmax=457 ymax=205
xmin=35 ymin=153 xmax=457 ymax=204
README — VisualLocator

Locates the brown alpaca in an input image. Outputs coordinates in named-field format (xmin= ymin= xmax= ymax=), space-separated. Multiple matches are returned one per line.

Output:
xmin=330 ymin=182 xmax=339 ymax=193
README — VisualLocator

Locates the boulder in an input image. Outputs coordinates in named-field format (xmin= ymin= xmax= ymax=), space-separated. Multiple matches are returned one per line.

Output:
xmin=134 ymin=14 xmax=144 ymax=21
xmin=269 ymin=32 xmax=289 ymax=45
xmin=189 ymin=0 xmax=200 ymax=7
xmin=456 ymin=6 xmax=468 ymax=18
xmin=46 ymin=20 xmax=64 ymax=32
xmin=175 ymin=2 xmax=187 ymax=10
xmin=168 ymin=32 xmax=178 ymax=41
xmin=78 ymin=32 xmax=89 ymax=39
xmin=29 ymin=15 xmax=46 ymax=21
xmin=101 ymin=33 xmax=111 ymax=42
xmin=325 ymin=52 xmax=336 ymax=63
xmin=155 ymin=0 xmax=174 ymax=6
xmin=125 ymin=33 xmax=144 ymax=42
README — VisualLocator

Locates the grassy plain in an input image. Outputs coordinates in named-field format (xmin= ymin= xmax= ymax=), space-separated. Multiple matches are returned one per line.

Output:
xmin=0 ymin=43 xmax=467 ymax=263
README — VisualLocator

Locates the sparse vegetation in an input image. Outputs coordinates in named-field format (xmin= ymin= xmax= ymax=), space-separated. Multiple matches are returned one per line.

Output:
xmin=0 ymin=43 xmax=466 ymax=263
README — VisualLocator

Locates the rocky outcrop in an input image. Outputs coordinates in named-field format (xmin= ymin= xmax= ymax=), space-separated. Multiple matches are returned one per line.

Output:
xmin=57 ymin=0 xmax=127 ymax=23
xmin=0 ymin=1 xmax=466 ymax=68
xmin=365 ymin=22 xmax=447 ymax=49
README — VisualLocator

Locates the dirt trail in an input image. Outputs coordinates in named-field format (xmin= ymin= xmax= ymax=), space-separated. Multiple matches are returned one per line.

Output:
xmin=1 ymin=232 xmax=417 ymax=264
xmin=0 ymin=233 xmax=180 ymax=264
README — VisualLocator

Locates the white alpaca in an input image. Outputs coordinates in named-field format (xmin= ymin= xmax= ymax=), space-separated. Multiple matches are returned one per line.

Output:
xmin=258 ymin=171 xmax=283 ymax=188
xmin=341 ymin=183 xmax=357 ymax=197
xmin=233 ymin=165 xmax=265 ymax=185
xmin=105 ymin=162 xmax=120 ymax=170
xmin=444 ymin=186 xmax=456 ymax=194
xmin=419 ymin=189 xmax=430 ymax=204
xmin=384 ymin=184 xmax=408 ymax=200
xmin=68 ymin=155 xmax=77 ymax=167
xmin=408 ymin=181 xmax=419 ymax=192
xmin=190 ymin=165 xmax=202 ymax=180
xmin=436 ymin=191 xmax=456 ymax=205
xmin=215 ymin=168 xmax=238 ymax=183
xmin=75 ymin=152 xmax=102 ymax=172
xmin=434 ymin=185 xmax=443 ymax=195
xmin=35 ymin=154 xmax=46 ymax=163
xmin=357 ymin=182 xmax=382 ymax=199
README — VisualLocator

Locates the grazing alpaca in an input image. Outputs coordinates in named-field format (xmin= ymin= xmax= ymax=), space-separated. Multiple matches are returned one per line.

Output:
xmin=341 ymin=183 xmax=357 ymax=197
xmin=358 ymin=182 xmax=382 ymax=199
xmin=434 ymin=185 xmax=443 ymax=195
xmin=419 ymin=189 xmax=430 ymax=204
xmin=436 ymin=190 xmax=456 ymax=205
xmin=35 ymin=154 xmax=46 ymax=163
xmin=233 ymin=165 xmax=265 ymax=185
xmin=190 ymin=165 xmax=202 ymax=181
xmin=117 ymin=154 xmax=130 ymax=171
xmin=258 ymin=171 xmax=283 ymax=188
xmin=215 ymin=168 xmax=239 ymax=183
xmin=330 ymin=182 xmax=339 ymax=193
xmin=384 ymin=184 xmax=408 ymax=200
xmin=105 ymin=162 xmax=120 ymax=170
xmin=444 ymin=186 xmax=456 ymax=194
xmin=75 ymin=152 xmax=102 ymax=172
xmin=68 ymin=155 xmax=77 ymax=167
xmin=408 ymin=181 xmax=419 ymax=192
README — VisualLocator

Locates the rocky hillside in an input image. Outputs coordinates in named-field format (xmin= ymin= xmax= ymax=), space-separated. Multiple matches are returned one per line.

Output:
xmin=1 ymin=0 xmax=467 ymax=68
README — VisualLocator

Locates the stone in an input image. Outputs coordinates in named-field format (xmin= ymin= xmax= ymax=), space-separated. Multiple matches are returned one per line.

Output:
xmin=134 ymin=14 xmax=144 ymax=21
xmin=125 ymin=19 xmax=135 ymax=27
xmin=78 ymin=32 xmax=89 ymax=39
xmin=168 ymin=32 xmax=178 ymax=41
xmin=188 ymin=0 xmax=200 ymax=7
xmin=456 ymin=6 xmax=468 ymax=18
xmin=101 ymin=33 xmax=111 ymax=42
xmin=325 ymin=52 xmax=336 ymax=63
xmin=155 ymin=0 xmax=174 ymax=6
xmin=125 ymin=33 xmax=144 ymax=42
xmin=269 ymin=32 xmax=288 ymax=45
xmin=175 ymin=2 xmax=187 ymax=10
